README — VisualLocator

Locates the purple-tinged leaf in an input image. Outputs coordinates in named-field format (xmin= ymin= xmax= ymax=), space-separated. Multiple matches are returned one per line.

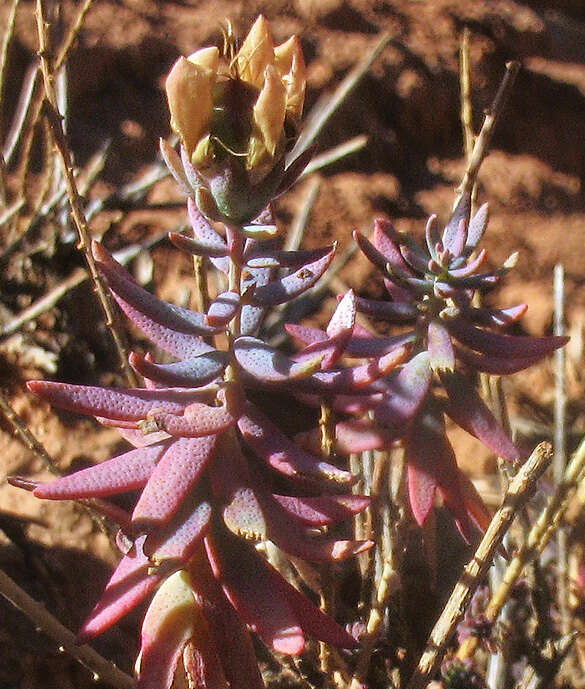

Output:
xmin=456 ymin=472 xmax=493 ymax=535
xmin=465 ymin=202 xmax=489 ymax=252
xmin=188 ymin=197 xmax=229 ymax=273
xmin=446 ymin=219 xmax=468 ymax=258
xmin=169 ymin=232 xmax=229 ymax=258
xmin=448 ymin=319 xmax=569 ymax=359
xmin=144 ymin=496 xmax=212 ymax=565
xmin=132 ymin=434 xmax=217 ymax=530
xmin=242 ymin=245 xmax=332 ymax=269
xmin=240 ymin=259 xmax=274 ymax=336
xmin=285 ymin=323 xmax=326 ymax=345
xmin=137 ymin=570 xmax=195 ymax=689
xmin=234 ymin=336 xmax=323 ymax=382
xmin=206 ymin=533 xmax=305 ymax=655
xmin=287 ymin=346 xmax=409 ymax=395
xmin=455 ymin=345 xmax=543 ymax=374
xmin=406 ymin=406 xmax=478 ymax=541
xmin=206 ymin=291 xmax=241 ymax=328
xmin=130 ymin=351 xmax=228 ymax=387
xmin=160 ymin=139 xmax=191 ymax=195
xmin=425 ymin=214 xmax=441 ymax=260
xmin=291 ymin=331 xmax=350 ymax=371
xmin=27 ymin=380 xmax=208 ymax=420
xmin=295 ymin=419 xmax=393 ymax=455
xmin=272 ymin=494 xmax=370 ymax=527
xmin=372 ymin=219 xmax=415 ymax=274
xmin=354 ymin=295 xmax=418 ymax=322
xmin=448 ymin=249 xmax=487 ymax=278
xmin=462 ymin=303 xmax=528 ymax=328
xmin=294 ymin=391 xmax=384 ymax=415
xmin=441 ymin=370 xmax=520 ymax=461
xmin=207 ymin=533 xmax=359 ymax=649
xmin=77 ymin=536 xmax=161 ymax=643
xmin=405 ymin=403 xmax=445 ymax=526
xmin=180 ymin=146 xmax=203 ymax=192
xmin=327 ymin=289 xmax=356 ymax=338
xmin=251 ymin=245 xmax=336 ymax=306
xmin=428 ymin=319 xmax=455 ymax=372
xmin=238 ymin=402 xmax=354 ymax=485
xmin=372 ymin=352 xmax=432 ymax=431
xmin=442 ymin=193 xmax=471 ymax=251
xmin=33 ymin=444 xmax=165 ymax=500
xmin=188 ymin=548 xmax=264 ymax=689
xmin=147 ymin=383 xmax=243 ymax=438
xmin=93 ymin=242 xmax=220 ymax=338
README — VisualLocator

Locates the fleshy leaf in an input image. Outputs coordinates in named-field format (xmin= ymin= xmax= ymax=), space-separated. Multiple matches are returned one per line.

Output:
xmin=441 ymin=370 xmax=520 ymax=461
xmin=33 ymin=443 xmax=166 ymax=499
xmin=132 ymin=434 xmax=217 ymax=530
xmin=238 ymin=402 xmax=354 ymax=485
xmin=169 ymin=231 xmax=229 ymax=258
xmin=442 ymin=193 xmax=470 ymax=251
xmin=243 ymin=245 xmax=332 ymax=269
xmin=455 ymin=346 xmax=543 ymax=374
xmin=188 ymin=197 xmax=229 ymax=273
xmin=428 ymin=319 xmax=455 ymax=372
xmin=137 ymin=570 xmax=195 ymax=689
xmin=77 ymin=536 xmax=161 ymax=643
xmin=206 ymin=291 xmax=241 ymax=328
xmin=272 ymin=494 xmax=370 ymax=527
xmin=448 ymin=319 xmax=569 ymax=359
xmin=372 ymin=352 xmax=432 ymax=431
xmin=234 ymin=336 xmax=324 ymax=382
xmin=130 ymin=351 xmax=228 ymax=387
xmin=94 ymin=241 xmax=220 ymax=338
xmin=465 ymin=202 xmax=489 ymax=252
xmin=251 ymin=245 xmax=335 ymax=306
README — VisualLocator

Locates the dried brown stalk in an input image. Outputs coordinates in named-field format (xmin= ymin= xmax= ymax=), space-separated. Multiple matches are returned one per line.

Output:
xmin=406 ymin=442 xmax=553 ymax=689
xmin=457 ymin=60 xmax=520 ymax=202
xmin=0 ymin=389 xmax=60 ymax=475
xmin=35 ymin=0 xmax=137 ymax=386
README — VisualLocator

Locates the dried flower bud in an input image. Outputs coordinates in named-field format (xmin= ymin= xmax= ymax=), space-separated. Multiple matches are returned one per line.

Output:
xmin=164 ymin=15 xmax=307 ymax=223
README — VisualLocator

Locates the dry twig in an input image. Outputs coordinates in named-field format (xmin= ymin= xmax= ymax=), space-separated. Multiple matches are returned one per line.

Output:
xmin=407 ymin=442 xmax=553 ymax=689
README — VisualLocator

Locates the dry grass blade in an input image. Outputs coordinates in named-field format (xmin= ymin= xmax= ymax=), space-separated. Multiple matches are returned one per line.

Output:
xmin=301 ymin=135 xmax=368 ymax=178
xmin=407 ymin=442 xmax=553 ymax=689
xmin=287 ymin=32 xmax=390 ymax=166
xmin=35 ymin=0 xmax=137 ymax=386
xmin=0 ymin=567 xmax=134 ymax=689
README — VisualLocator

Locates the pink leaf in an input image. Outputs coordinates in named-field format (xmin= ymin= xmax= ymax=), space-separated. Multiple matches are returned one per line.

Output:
xmin=129 ymin=351 xmax=228 ymax=387
xmin=132 ymin=434 xmax=217 ymax=531
xmin=33 ymin=443 xmax=165 ymax=499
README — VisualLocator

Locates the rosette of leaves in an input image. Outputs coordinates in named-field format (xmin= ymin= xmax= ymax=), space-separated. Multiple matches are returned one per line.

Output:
xmin=288 ymin=194 xmax=568 ymax=539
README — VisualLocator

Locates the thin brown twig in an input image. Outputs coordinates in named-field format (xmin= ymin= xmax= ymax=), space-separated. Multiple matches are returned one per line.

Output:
xmin=53 ymin=0 xmax=94 ymax=72
xmin=0 ymin=0 xmax=20 ymax=149
xmin=0 ymin=389 xmax=60 ymax=475
xmin=406 ymin=442 xmax=553 ymax=689
xmin=35 ymin=0 xmax=137 ymax=386
xmin=0 ymin=567 xmax=134 ymax=689
xmin=457 ymin=60 xmax=520 ymax=202
xmin=458 ymin=434 xmax=585 ymax=661
xmin=459 ymin=28 xmax=475 ymax=165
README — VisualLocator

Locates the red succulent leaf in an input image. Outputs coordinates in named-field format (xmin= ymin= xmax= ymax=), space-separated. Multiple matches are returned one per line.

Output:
xmin=27 ymin=380 xmax=209 ymax=421
xmin=187 ymin=197 xmax=229 ymax=273
xmin=448 ymin=319 xmax=569 ymax=359
xmin=465 ymin=202 xmax=489 ymax=252
xmin=456 ymin=345 xmax=543 ymax=375
xmin=33 ymin=443 xmax=165 ymax=500
xmin=441 ymin=370 xmax=520 ymax=461
xmin=372 ymin=352 xmax=432 ymax=432
xmin=132 ymin=434 xmax=218 ymax=531
xmin=442 ymin=193 xmax=470 ymax=252
xmin=238 ymin=402 xmax=354 ymax=485
xmin=271 ymin=493 xmax=370 ymax=527
xmin=77 ymin=535 xmax=161 ymax=643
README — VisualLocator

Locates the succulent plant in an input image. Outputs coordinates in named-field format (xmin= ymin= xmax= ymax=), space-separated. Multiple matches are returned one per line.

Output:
xmin=289 ymin=194 xmax=568 ymax=539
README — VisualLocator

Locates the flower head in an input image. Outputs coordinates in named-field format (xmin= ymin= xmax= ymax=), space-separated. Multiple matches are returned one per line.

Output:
xmin=165 ymin=16 xmax=306 ymax=223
